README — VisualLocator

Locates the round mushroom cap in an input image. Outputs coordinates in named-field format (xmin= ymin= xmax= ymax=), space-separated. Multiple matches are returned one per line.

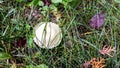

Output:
xmin=34 ymin=22 xmax=62 ymax=49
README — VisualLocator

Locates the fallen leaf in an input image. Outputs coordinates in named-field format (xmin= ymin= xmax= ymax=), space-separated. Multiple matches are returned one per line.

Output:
xmin=92 ymin=58 xmax=105 ymax=68
xmin=99 ymin=45 xmax=116 ymax=57
xmin=89 ymin=12 xmax=105 ymax=29
xmin=84 ymin=58 xmax=105 ymax=68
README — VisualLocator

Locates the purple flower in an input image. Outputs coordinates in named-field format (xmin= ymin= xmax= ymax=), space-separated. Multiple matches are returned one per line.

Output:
xmin=90 ymin=12 xmax=105 ymax=29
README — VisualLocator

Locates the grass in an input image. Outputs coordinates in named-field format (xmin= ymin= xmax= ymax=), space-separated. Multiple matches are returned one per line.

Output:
xmin=0 ymin=0 xmax=120 ymax=68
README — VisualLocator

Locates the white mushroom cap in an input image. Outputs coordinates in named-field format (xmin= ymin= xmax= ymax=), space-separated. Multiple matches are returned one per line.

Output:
xmin=34 ymin=22 xmax=62 ymax=49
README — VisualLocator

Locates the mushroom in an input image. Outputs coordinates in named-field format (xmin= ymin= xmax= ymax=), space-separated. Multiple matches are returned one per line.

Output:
xmin=34 ymin=22 xmax=62 ymax=49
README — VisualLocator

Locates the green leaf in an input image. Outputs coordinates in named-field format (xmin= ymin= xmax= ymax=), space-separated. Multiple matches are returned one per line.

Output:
xmin=38 ymin=1 xmax=44 ymax=6
xmin=0 ymin=52 xmax=11 ymax=60
xmin=37 ymin=64 xmax=48 ymax=68
xmin=27 ymin=37 xmax=34 ymax=48
xmin=25 ymin=24 xmax=30 ymax=30
xmin=62 ymin=1 xmax=68 ymax=6
xmin=27 ymin=1 xmax=34 ymax=6
xmin=42 ymin=6 xmax=49 ymax=11
xmin=51 ymin=0 xmax=62 ymax=3
xmin=50 ymin=5 xmax=58 ymax=12
xmin=33 ymin=0 xmax=39 ymax=6
xmin=115 ymin=0 xmax=120 ymax=3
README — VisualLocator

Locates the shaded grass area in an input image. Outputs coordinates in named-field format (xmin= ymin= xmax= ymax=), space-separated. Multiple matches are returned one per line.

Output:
xmin=0 ymin=0 xmax=120 ymax=68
